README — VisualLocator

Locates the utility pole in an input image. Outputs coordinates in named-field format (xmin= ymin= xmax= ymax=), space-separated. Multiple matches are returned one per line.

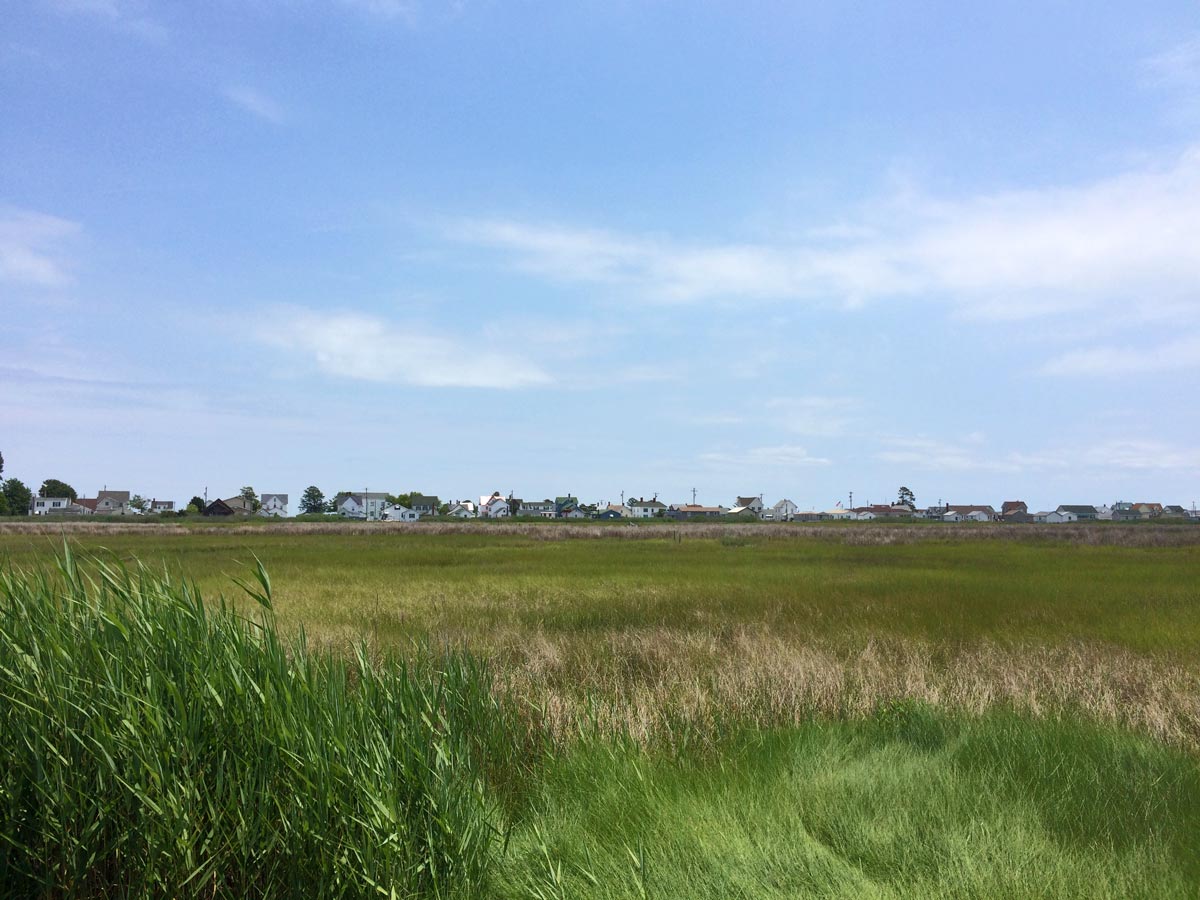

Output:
xmin=692 ymin=487 xmax=697 ymax=505
xmin=849 ymin=491 xmax=853 ymax=509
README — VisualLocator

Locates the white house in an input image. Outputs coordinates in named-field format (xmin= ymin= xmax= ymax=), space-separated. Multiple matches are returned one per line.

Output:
xmin=479 ymin=493 xmax=510 ymax=518
xmin=965 ymin=510 xmax=992 ymax=522
xmin=1034 ymin=510 xmax=1077 ymax=524
xmin=382 ymin=503 xmax=420 ymax=522
xmin=446 ymin=501 xmax=476 ymax=518
xmin=1095 ymin=504 xmax=1114 ymax=520
xmin=149 ymin=499 xmax=176 ymax=515
xmin=942 ymin=510 xmax=965 ymax=522
xmin=771 ymin=499 xmax=799 ymax=522
xmin=628 ymin=497 xmax=667 ymax=518
xmin=31 ymin=496 xmax=72 ymax=515
xmin=259 ymin=494 xmax=288 ymax=517
xmin=337 ymin=492 xmax=390 ymax=520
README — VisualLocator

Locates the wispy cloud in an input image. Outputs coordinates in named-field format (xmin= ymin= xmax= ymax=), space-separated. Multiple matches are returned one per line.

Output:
xmin=878 ymin=436 xmax=1199 ymax=473
xmin=699 ymin=445 xmax=831 ymax=468
xmin=260 ymin=308 xmax=552 ymax=389
xmin=1144 ymin=35 xmax=1200 ymax=90
xmin=337 ymin=0 xmax=418 ymax=23
xmin=1040 ymin=334 xmax=1200 ymax=376
xmin=47 ymin=0 xmax=167 ymax=41
xmin=224 ymin=86 xmax=286 ymax=124
xmin=453 ymin=146 xmax=1200 ymax=321
xmin=0 ymin=207 xmax=80 ymax=287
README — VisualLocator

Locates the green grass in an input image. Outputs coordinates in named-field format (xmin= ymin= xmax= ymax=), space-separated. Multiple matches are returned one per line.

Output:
xmin=497 ymin=708 xmax=1200 ymax=899
xmin=0 ymin=530 xmax=1197 ymax=655
xmin=0 ymin=550 xmax=537 ymax=898
xmin=2 ymin=534 xmax=1198 ymax=897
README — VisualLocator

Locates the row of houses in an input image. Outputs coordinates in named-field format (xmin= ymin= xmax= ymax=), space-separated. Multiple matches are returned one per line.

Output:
xmin=30 ymin=490 xmax=176 ymax=517
xmin=27 ymin=488 xmax=1199 ymax=524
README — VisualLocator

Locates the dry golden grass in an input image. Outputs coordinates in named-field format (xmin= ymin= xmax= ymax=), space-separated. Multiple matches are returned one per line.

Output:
xmin=481 ymin=628 xmax=1200 ymax=750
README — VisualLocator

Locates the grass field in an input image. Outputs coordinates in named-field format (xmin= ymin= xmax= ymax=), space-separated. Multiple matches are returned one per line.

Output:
xmin=2 ymin=524 xmax=1198 ymax=897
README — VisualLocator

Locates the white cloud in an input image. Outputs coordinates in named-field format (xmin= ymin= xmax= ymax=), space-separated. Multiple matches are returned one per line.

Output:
xmin=0 ymin=207 xmax=80 ymax=287
xmin=1144 ymin=35 xmax=1200 ymax=90
xmin=454 ymin=146 xmax=1200 ymax=320
xmin=878 ymin=436 xmax=1199 ymax=473
xmin=224 ymin=86 xmax=286 ymax=124
xmin=262 ymin=308 xmax=552 ymax=389
xmin=47 ymin=0 xmax=167 ymax=41
xmin=337 ymin=0 xmax=418 ymax=22
xmin=1041 ymin=334 xmax=1200 ymax=376
xmin=699 ymin=445 xmax=831 ymax=468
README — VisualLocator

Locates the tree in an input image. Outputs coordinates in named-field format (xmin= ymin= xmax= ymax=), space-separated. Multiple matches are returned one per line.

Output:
xmin=129 ymin=495 xmax=149 ymax=513
xmin=0 ymin=494 xmax=8 ymax=516
xmin=39 ymin=479 xmax=77 ymax=501
xmin=897 ymin=486 xmax=916 ymax=508
xmin=3 ymin=479 xmax=32 ymax=516
xmin=189 ymin=496 xmax=206 ymax=512
xmin=386 ymin=492 xmax=413 ymax=508
xmin=299 ymin=486 xmax=327 ymax=515
xmin=0 ymin=450 xmax=4 ymax=478
xmin=240 ymin=486 xmax=261 ymax=512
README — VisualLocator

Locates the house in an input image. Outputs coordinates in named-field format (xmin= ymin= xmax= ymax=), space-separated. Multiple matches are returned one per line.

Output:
xmin=149 ymin=499 xmax=176 ymax=515
xmin=965 ymin=510 xmax=992 ymax=522
xmin=31 ymin=496 xmax=73 ymax=515
xmin=259 ymin=494 xmax=288 ymax=517
xmin=946 ymin=505 xmax=997 ymax=521
xmin=669 ymin=504 xmax=727 ymax=520
xmin=94 ymin=490 xmax=132 ymax=515
xmin=1001 ymin=501 xmax=1028 ymax=518
xmin=734 ymin=496 xmax=764 ymax=517
xmin=554 ymin=496 xmax=581 ymax=517
xmin=601 ymin=503 xmax=630 ymax=518
xmin=1113 ymin=502 xmax=1163 ymax=521
xmin=793 ymin=510 xmax=824 ymax=522
xmin=823 ymin=508 xmax=853 ymax=520
xmin=772 ymin=499 xmax=799 ymax=522
xmin=203 ymin=496 xmax=254 ymax=516
xmin=852 ymin=504 xmax=913 ymax=519
xmin=479 ymin=492 xmax=510 ymax=518
xmin=941 ymin=510 xmax=965 ymax=522
xmin=72 ymin=498 xmax=99 ymax=515
xmin=1034 ymin=510 xmax=1076 ymax=524
xmin=1161 ymin=505 xmax=1190 ymax=519
xmin=410 ymin=495 xmax=440 ymax=517
xmin=382 ymin=503 xmax=420 ymax=522
xmin=336 ymin=492 xmax=390 ymax=520
xmin=1003 ymin=511 xmax=1035 ymax=524
xmin=519 ymin=499 xmax=557 ymax=518
xmin=1057 ymin=504 xmax=1097 ymax=521
xmin=1094 ymin=504 xmax=1114 ymax=520
xmin=628 ymin=497 xmax=667 ymax=518
xmin=446 ymin=501 xmax=476 ymax=519
xmin=1132 ymin=502 xmax=1164 ymax=517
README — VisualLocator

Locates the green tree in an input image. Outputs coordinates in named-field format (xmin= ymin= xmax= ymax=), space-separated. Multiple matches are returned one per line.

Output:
xmin=39 ymin=479 xmax=78 ymax=501
xmin=386 ymin=492 xmax=413 ymax=508
xmin=299 ymin=486 xmax=327 ymax=515
xmin=897 ymin=486 xmax=916 ymax=508
xmin=240 ymin=486 xmax=261 ymax=512
xmin=189 ymin=496 xmax=206 ymax=512
xmin=3 ymin=479 xmax=32 ymax=516
xmin=129 ymin=495 xmax=149 ymax=513
xmin=0 ymin=494 xmax=8 ymax=516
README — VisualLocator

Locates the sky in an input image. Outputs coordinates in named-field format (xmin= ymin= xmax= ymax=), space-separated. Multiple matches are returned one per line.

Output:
xmin=2 ymin=0 xmax=1199 ymax=512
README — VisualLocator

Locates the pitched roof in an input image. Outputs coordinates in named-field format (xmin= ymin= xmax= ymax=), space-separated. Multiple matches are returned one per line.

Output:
xmin=1057 ymin=505 xmax=1097 ymax=514
xmin=630 ymin=497 xmax=666 ymax=508
xmin=736 ymin=496 xmax=762 ymax=506
xmin=97 ymin=490 xmax=130 ymax=502
xmin=411 ymin=494 xmax=439 ymax=507
xmin=74 ymin=498 xmax=99 ymax=511
xmin=947 ymin=505 xmax=995 ymax=515
xmin=261 ymin=493 xmax=288 ymax=504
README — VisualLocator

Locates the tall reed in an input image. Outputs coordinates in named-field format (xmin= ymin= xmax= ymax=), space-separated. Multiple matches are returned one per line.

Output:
xmin=0 ymin=548 xmax=530 ymax=898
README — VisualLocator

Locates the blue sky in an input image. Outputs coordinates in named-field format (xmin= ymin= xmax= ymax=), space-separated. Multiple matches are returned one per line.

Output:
xmin=3 ymin=0 xmax=1199 ymax=511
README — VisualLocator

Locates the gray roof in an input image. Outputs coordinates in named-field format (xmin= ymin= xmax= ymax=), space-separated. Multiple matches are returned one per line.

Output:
xmin=261 ymin=493 xmax=288 ymax=503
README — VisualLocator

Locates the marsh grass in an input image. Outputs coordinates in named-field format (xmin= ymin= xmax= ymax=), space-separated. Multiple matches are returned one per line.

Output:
xmin=1 ymin=545 xmax=1199 ymax=898
xmin=0 ymin=548 xmax=540 ymax=899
